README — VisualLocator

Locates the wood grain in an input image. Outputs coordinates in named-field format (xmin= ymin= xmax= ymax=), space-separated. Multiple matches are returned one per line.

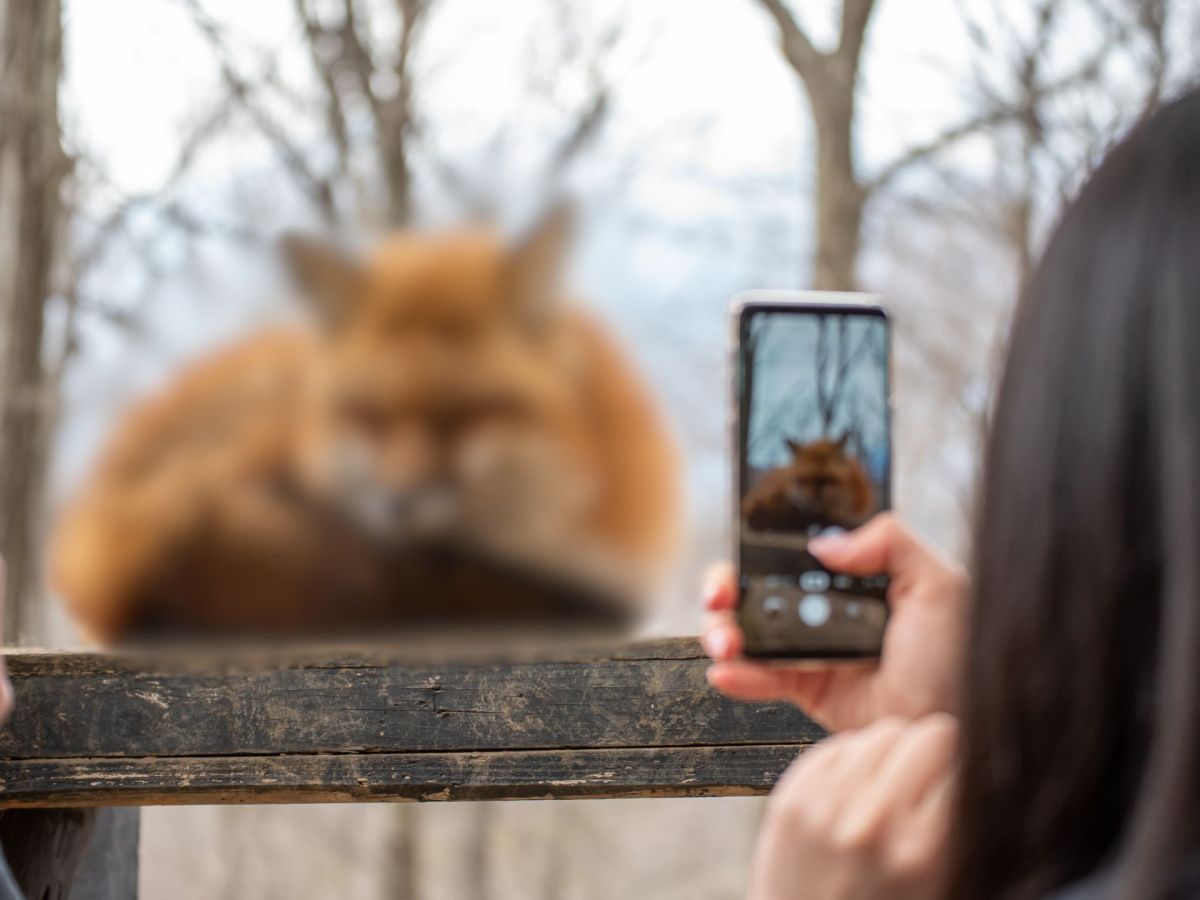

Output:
xmin=0 ymin=745 xmax=812 ymax=807
xmin=0 ymin=637 xmax=821 ymax=807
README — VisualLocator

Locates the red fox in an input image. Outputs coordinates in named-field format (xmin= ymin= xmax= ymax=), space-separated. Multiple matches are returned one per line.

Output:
xmin=49 ymin=209 xmax=678 ymax=643
xmin=741 ymin=435 xmax=875 ymax=534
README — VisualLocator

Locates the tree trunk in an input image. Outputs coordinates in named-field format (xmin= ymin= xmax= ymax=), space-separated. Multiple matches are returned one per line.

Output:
xmin=807 ymin=77 xmax=865 ymax=291
xmin=0 ymin=0 xmax=68 ymax=644
xmin=380 ymin=119 xmax=414 ymax=227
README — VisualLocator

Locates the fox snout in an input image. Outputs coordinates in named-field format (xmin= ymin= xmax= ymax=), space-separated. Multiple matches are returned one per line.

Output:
xmin=368 ymin=483 xmax=460 ymax=538
xmin=338 ymin=451 xmax=468 ymax=542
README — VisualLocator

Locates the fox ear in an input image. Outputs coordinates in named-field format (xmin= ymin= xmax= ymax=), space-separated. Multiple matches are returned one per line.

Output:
xmin=506 ymin=202 xmax=573 ymax=329
xmin=785 ymin=438 xmax=803 ymax=457
xmin=833 ymin=432 xmax=850 ymax=451
xmin=281 ymin=234 xmax=364 ymax=327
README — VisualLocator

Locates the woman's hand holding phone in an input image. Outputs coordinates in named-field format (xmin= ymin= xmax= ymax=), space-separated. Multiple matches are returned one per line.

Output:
xmin=706 ymin=515 xmax=966 ymax=899
xmin=703 ymin=513 xmax=967 ymax=732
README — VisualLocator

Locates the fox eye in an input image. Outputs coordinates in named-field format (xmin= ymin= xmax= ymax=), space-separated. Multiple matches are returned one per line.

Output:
xmin=474 ymin=394 xmax=531 ymax=425
xmin=438 ymin=395 xmax=530 ymax=438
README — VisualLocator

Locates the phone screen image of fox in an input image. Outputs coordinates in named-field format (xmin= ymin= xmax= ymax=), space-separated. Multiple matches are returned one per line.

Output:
xmin=741 ymin=434 xmax=875 ymax=534
xmin=738 ymin=308 xmax=889 ymax=560
xmin=50 ymin=209 xmax=679 ymax=645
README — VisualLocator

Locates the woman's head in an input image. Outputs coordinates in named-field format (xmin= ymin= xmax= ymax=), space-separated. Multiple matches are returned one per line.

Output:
xmin=949 ymin=87 xmax=1200 ymax=900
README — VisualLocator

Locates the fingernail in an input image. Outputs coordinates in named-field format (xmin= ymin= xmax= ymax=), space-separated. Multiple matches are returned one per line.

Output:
xmin=705 ymin=629 xmax=730 ymax=659
xmin=809 ymin=531 xmax=848 ymax=557
xmin=701 ymin=571 xmax=725 ymax=607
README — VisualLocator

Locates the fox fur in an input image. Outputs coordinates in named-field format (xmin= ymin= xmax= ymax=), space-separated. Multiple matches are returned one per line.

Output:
xmin=50 ymin=210 xmax=678 ymax=643
xmin=741 ymin=435 xmax=874 ymax=534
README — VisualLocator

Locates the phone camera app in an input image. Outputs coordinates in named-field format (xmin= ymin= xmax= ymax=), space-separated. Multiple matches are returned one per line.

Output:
xmin=736 ymin=304 xmax=891 ymax=657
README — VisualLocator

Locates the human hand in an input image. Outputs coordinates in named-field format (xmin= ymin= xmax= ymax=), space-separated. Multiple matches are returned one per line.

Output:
xmin=749 ymin=714 xmax=957 ymax=900
xmin=703 ymin=513 xmax=967 ymax=732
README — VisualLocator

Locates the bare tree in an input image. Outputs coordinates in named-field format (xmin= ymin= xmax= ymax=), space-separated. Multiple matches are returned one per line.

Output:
xmin=754 ymin=0 xmax=876 ymax=289
xmin=946 ymin=0 xmax=1179 ymax=431
xmin=870 ymin=0 xmax=1190 ymax=549
xmin=0 ymin=0 xmax=70 ymax=642
xmin=181 ymin=0 xmax=619 ymax=230
xmin=290 ymin=0 xmax=431 ymax=225
xmin=750 ymin=0 xmax=1125 ymax=290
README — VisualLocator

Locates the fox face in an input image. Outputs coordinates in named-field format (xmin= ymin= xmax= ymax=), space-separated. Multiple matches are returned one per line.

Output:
xmin=287 ymin=210 xmax=600 ymax=554
xmin=742 ymin=434 xmax=876 ymax=534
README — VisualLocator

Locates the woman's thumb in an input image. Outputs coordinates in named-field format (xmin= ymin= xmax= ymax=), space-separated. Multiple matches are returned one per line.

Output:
xmin=808 ymin=513 xmax=917 ymax=576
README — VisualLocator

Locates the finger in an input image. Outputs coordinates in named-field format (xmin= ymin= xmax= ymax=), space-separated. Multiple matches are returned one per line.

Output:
xmin=706 ymin=661 xmax=829 ymax=708
xmin=766 ymin=727 xmax=864 ymax=820
xmin=701 ymin=618 xmax=743 ymax=661
xmin=827 ymin=717 xmax=910 ymax=785
xmin=802 ymin=718 xmax=908 ymax=825
xmin=890 ymin=769 xmax=956 ymax=885
xmin=874 ymin=714 xmax=958 ymax=810
xmin=837 ymin=714 xmax=958 ymax=838
xmin=807 ymin=512 xmax=923 ymax=577
xmin=912 ymin=768 xmax=955 ymax=832
xmin=706 ymin=662 xmax=875 ymax=731
xmin=702 ymin=562 xmax=736 ymax=611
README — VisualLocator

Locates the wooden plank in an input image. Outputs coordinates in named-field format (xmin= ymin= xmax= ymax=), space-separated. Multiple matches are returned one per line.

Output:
xmin=0 ymin=745 xmax=808 ymax=808
xmin=0 ymin=638 xmax=822 ymax=759
xmin=0 ymin=638 xmax=821 ymax=806
xmin=1 ymin=635 xmax=721 ymax=676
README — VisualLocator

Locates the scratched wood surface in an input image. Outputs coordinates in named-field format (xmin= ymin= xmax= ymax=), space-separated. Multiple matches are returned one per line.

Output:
xmin=0 ymin=637 xmax=821 ymax=807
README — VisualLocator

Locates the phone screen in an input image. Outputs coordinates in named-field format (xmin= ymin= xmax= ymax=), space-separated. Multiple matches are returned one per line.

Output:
xmin=735 ymin=301 xmax=891 ymax=658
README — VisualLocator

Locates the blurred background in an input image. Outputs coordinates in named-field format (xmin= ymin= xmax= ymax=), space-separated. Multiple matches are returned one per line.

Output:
xmin=1 ymin=0 xmax=1197 ymax=896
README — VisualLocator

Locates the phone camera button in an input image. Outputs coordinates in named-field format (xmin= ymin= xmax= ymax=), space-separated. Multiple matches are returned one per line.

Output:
xmin=833 ymin=574 xmax=853 ymax=590
xmin=762 ymin=594 xmax=789 ymax=618
xmin=800 ymin=571 xmax=831 ymax=592
xmin=798 ymin=594 xmax=832 ymax=627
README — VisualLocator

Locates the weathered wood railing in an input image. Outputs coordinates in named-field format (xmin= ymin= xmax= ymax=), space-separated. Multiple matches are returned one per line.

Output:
xmin=0 ymin=637 xmax=820 ymax=897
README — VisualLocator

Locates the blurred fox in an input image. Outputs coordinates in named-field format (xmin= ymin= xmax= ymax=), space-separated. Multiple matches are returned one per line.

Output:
xmin=50 ymin=208 xmax=678 ymax=643
xmin=742 ymin=435 xmax=874 ymax=534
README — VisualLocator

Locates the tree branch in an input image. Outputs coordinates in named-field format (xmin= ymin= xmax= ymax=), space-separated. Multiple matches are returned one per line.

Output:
xmin=837 ymin=0 xmax=878 ymax=67
xmin=867 ymin=47 xmax=1114 ymax=195
xmin=754 ymin=0 xmax=824 ymax=81
xmin=180 ymin=0 xmax=337 ymax=223
xmin=545 ymin=90 xmax=609 ymax=179
xmin=867 ymin=105 xmax=1016 ymax=192
xmin=292 ymin=0 xmax=351 ymax=178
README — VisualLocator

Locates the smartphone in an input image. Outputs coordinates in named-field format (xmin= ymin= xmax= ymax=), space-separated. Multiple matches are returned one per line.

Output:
xmin=731 ymin=292 xmax=891 ymax=660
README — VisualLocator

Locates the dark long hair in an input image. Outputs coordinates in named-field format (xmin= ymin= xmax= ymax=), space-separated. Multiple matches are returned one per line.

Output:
xmin=947 ymin=88 xmax=1200 ymax=900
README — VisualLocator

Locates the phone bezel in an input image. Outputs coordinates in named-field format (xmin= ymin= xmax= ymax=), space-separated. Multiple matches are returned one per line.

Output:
xmin=729 ymin=291 xmax=893 ymax=660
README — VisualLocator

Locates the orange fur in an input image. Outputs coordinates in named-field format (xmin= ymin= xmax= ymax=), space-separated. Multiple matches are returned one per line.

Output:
xmin=50 ymin=220 xmax=677 ymax=643
xmin=741 ymin=435 xmax=874 ymax=534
